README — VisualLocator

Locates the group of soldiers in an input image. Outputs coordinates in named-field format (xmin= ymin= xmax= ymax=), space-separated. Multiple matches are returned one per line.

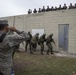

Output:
xmin=28 ymin=3 xmax=76 ymax=14
xmin=25 ymin=31 xmax=56 ymax=55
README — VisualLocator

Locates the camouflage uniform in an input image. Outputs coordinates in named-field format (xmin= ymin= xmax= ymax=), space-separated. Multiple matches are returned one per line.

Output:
xmin=30 ymin=33 xmax=39 ymax=54
xmin=46 ymin=34 xmax=56 ymax=54
xmin=25 ymin=31 xmax=32 ymax=52
xmin=38 ymin=34 xmax=46 ymax=54
xmin=0 ymin=30 xmax=29 ymax=75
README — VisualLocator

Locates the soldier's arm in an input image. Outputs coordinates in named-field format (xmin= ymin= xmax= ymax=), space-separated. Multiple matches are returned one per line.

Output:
xmin=7 ymin=30 xmax=14 ymax=35
xmin=6 ymin=27 xmax=30 ymax=47
xmin=52 ymin=39 xmax=56 ymax=46
xmin=9 ymin=27 xmax=30 ymax=40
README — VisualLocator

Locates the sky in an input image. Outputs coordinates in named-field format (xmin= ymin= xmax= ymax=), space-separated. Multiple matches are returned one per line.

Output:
xmin=0 ymin=0 xmax=76 ymax=17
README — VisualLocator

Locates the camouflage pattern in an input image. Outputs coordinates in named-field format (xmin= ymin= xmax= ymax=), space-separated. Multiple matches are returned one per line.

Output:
xmin=0 ymin=30 xmax=29 ymax=75
xmin=38 ymin=34 xmax=46 ymax=54
xmin=30 ymin=33 xmax=39 ymax=54
xmin=46 ymin=34 xmax=56 ymax=54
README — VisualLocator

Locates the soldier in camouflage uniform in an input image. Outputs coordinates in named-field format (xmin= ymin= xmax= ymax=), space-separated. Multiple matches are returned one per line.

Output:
xmin=38 ymin=34 xmax=46 ymax=54
xmin=0 ymin=20 xmax=29 ymax=75
xmin=30 ymin=33 xmax=39 ymax=54
xmin=46 ymin=34 xmax=56 ymax=54
xmin=25 ymin=31 xmax=32 ymax=52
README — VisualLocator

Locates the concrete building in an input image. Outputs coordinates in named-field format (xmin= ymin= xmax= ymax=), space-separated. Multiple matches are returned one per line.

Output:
xmin=0 ymin=9 xmax=76 ymax=54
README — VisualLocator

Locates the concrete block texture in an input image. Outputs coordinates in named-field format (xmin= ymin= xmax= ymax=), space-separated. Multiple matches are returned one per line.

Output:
xmin=0 ymin=9 xmax=76 ymax=54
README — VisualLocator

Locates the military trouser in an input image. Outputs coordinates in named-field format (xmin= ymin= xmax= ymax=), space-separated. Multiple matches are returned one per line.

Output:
xmin=0 ymin=58 xmax=13 ymax=75
xmin=40 ymin=43 xmax=44 ymax=54
xmin=30 ymin=42 xmax=37 ymax=54
xmin=25 ymin=42 xmax=31 ymax=52
xmin=0 ymin=66 xmax=12 ymax=75
xmin=47 ymin=43 xmax=53 ymax=54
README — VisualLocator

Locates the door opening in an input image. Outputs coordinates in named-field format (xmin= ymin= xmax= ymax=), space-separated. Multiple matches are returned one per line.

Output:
xmin=58 ymin=24 xmax=69 ymax=51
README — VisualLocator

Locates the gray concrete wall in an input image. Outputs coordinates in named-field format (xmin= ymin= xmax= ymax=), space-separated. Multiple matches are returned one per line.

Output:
xmin=0 ymin=9 xmax=76 ymax=54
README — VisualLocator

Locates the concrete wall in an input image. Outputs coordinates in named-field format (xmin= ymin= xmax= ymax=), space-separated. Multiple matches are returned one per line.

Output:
xmin=0 ymin=9 xmax=76 ymax=54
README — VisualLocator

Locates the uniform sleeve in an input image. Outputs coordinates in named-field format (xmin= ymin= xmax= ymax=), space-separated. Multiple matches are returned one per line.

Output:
xmin=5 ymin=31 xmax=30 ymax=47
xmin=52 ymin=38 xmax=56 ymax=44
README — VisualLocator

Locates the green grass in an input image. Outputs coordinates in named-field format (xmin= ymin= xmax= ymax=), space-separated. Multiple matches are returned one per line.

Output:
xmin=14 ymin=52 xmax=76 ymax=75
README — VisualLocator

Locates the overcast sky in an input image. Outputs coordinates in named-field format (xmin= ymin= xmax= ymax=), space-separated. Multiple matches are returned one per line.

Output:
xmin=0 ymin=0 xmax=76 ymax=17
